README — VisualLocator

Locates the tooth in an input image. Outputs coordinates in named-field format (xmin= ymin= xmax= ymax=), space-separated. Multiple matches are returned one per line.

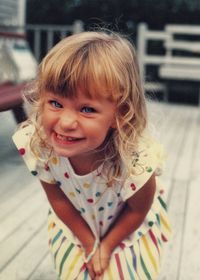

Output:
xmin=57 ymin=134 xmax=78 ymax=141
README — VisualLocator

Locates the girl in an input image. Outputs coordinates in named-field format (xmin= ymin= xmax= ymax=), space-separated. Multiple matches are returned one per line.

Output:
xmin=13 ymin=31 xmax=171 ymax=280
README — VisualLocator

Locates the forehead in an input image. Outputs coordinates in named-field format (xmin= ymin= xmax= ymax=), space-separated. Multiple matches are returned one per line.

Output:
xmin=44 ymin=88 xmax=116 ymax=106
xmin=41 ymin=80 xmax=117 ymax=103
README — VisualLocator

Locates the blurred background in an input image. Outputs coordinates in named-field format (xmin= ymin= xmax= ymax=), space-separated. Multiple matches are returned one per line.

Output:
xmin=0 ymin=1 xmax=200 ymax=280
xmin=1 ymin=0 xmax=200 ymax=104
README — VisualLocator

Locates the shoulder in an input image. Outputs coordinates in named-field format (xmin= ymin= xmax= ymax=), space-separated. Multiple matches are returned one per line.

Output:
xmin=12 ymin=122 xmax=35 ymax=151
xmin=12 ymin=122 xmax=39 ymax=170
xmin=12 ymin=122 xmax=56 ymax=183
xmin=120 ymin=133 xmax=166 ymax=201
xmin=130 ymin=132 xmax=165 ymax=176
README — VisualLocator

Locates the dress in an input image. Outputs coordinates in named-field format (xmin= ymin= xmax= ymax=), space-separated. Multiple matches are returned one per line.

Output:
xmin=13 ymin=124 xmax=171 ymax=280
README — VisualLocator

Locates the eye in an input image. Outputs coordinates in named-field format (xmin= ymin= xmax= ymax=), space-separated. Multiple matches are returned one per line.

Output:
xmin=81 ymin=106 xmax=96 ymax=113
xmin=49 ymin=100 xmax=63 ymax=108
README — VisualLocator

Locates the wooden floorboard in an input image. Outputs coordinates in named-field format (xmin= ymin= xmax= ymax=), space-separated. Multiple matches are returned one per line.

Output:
xmin=0 ymin=102 xmax=200 ymax=280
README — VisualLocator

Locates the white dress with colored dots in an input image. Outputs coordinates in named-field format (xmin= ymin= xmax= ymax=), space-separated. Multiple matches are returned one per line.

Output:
xmin=13 ymin=124 xmax=171 ymax=280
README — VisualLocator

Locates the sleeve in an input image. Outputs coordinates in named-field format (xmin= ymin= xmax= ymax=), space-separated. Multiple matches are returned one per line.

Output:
xmin=120 ymin=135 xmax=166 ymax=201
xmin=12 ymin=124 xmax=56 ymax=184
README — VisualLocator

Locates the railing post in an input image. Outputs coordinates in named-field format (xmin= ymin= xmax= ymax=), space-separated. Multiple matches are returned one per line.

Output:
xmin=34 ymin=27 xmax=41 ymax=62
xmin=47 ymin=29 xmax=54 ymax=51
xmin=60 ymin=30 xmax=67 ymax=39
xmin=72 ymin=20 xmax=84 ymax=34
xmin=137 ymin=23 xmax=148 ymax=83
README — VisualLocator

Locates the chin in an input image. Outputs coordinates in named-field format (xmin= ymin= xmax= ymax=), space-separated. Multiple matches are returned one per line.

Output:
xmin=52 ymin=147 xmax=69 ymax=157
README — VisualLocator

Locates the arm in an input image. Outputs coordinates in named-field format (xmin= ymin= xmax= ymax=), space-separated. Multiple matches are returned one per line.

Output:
xmin=102 ymin=173 xmax=156 ymax=251
xmin=40 ymin=181 xmax=96 ymax=251
xmin=90 ymin=173 xmax=156 ymax=278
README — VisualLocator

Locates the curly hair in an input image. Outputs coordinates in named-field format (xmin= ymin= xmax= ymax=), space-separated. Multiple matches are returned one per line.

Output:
xmin=24 ymin=30 xmax=147 ymax=182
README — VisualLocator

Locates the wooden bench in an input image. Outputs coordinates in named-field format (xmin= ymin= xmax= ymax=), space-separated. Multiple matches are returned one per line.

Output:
xmin=0 ymin=82 xmax=27 ymax=123
xmin=137 ymin=23 xmax=168 ymax=101
xmin=137 ymin=23 xmax=200 ymax=105
xmin=159 ymin=25 xmax=200 ymax=105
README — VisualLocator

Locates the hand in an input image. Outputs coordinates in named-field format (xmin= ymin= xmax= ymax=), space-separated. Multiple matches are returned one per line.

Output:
xmin=84 ymin=244 xmax=96 ymax=279
xmin=85 ymin=241 xmax=112 ymax=279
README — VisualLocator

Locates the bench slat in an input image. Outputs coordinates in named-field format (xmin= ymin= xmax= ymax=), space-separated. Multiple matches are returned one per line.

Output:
xmin=160 ymin=64 xmax=200 ymax=81
xmin=166 ymin=25 xmax=200 ymax=34
xmin=0 ymin=84 xmax=25 ymax=111
xmin=165 ymin=41 xmax=200 ymax=53
xmin=162 ymin=56 xmax=200 ymax=66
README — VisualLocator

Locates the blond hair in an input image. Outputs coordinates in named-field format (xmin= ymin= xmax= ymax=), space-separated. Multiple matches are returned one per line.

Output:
xmin=25 ymin=30 xmax=147 ymax=181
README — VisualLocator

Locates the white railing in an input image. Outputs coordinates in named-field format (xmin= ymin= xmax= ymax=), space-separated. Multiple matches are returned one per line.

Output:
xmin=0 ymin=20 xmax=84 ymax=61
xmin=0 ymin=20 xmax=84 ymax=84
xmin=137 ymin=23 xmax=168 ymax=99
xmin=25 ymin=20 xmax=84 ymax=61
xmin=137 ymin=23 xmax=167 ymax=84
xmin=137 ymin=22 xmax=200 ymax=104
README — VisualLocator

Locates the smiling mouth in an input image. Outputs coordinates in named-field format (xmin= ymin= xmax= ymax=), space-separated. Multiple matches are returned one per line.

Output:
xmin=56 ymin=133 xmax=84 ymax=142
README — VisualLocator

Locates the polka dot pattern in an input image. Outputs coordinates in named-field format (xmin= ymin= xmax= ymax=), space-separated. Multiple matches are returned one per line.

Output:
xmin=44 ymin=164 xmax=50 ymax=171
xmin=159 ymin=189 xmax=164 ymax=195
xmin=31 ymin=170 xmax=38 ymax=176
xmin=64 ymin=172 xmax=69 ymax=178
xmin=83 ymin=182 xmax=90 ymax=189
xmin=19 ymin=148 xmax=25 ymax=155
xmin=148 ymin=221 xmax=154 ymax=227
xmin=51 ymin=157 xmax=58 ymax=165
xmin=130 ymin=183 xmax=136 ymax=191
xmin=12 ymin=124 xmax=167 ymax=246
xmin=69 ymin=192 xmax=75 ymax=197
xmin=146 ymin=166 xmax=153 ymax=172
xmin=56 ymin=181 xmax=61 ymax=187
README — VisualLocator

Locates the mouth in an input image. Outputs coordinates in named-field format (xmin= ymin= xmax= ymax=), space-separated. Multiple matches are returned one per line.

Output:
xmin=55 ymin=133 xmax=85 ymax=142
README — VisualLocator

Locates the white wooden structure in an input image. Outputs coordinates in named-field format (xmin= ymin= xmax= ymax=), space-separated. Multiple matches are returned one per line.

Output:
xmin=0 ymin=0 xmax=83 ymax=120
xmin=137 ymin=23 xmax=200 ymax=104
xmin=137 ymin=23 xmax=168 ymax=100
xmin=0 ymin=32 xmax=37 ymax=83
xmin=0 ymin=101 xmax=200 ymax=279
xmin=0 ymin=0 xmax=26 ymax=27
xmin=25 ymin=21 xmax=84 ymax=61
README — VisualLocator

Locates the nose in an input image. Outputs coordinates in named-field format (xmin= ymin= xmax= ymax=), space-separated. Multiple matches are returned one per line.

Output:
xmin=59 ymin=110 xmax=78 ymax=131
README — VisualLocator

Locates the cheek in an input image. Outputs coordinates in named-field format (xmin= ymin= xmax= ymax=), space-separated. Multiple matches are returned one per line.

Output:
xmin=41 ymin=112 xmax=54 ymax=134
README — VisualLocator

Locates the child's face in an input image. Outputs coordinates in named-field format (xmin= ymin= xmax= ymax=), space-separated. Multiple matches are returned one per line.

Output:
xmin=42 ymin=89 xmax=116 ymax=163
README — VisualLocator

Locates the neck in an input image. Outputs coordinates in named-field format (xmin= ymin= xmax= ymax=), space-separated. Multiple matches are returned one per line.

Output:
xmin=69 ymin=152 xmax=104 ymax=176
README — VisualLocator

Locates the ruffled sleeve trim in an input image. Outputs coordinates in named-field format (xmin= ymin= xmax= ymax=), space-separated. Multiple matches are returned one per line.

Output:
xmin=12 ymin=124 xmax=56 ymax=184
xmin=121 ymin=135 xmax=166 ymax=201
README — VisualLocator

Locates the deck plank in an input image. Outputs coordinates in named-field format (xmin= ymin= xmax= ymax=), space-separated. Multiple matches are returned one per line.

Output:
xmin=28 ymin=254 xmax=57 ymax=280
xmin=158 ymin=104 xmax=200 ymax=280
xmin=179 ymin=177 xmax=200 ymax=280
xmin=0 ymin=204 xmax=47 ymax=273
xmin=0 ymin=225 xmax=48 ymax=280
xmin=0 ymin=183 xmax=46 ymax=242
xmin=179 ymin=110 xmax=200 ymax=280
xmin=158 ymin=180 xmax=188 ymax=279
xmin=0 ymin=181 xmax=39 ymax=221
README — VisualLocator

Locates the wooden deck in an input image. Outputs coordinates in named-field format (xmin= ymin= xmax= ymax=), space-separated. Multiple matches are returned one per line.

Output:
xmin=0 ymin=101 xmax=200 ymax=280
